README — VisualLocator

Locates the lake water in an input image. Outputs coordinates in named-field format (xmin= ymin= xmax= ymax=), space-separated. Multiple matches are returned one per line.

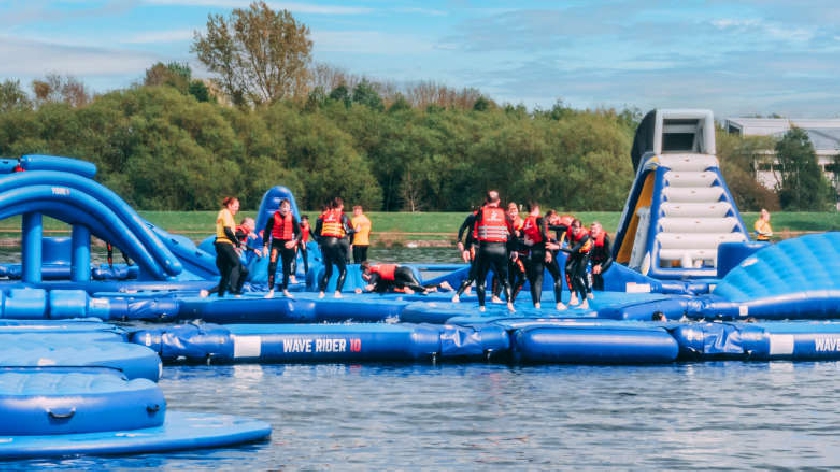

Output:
xmin=5 ymin=246 xmax=840 ymax=469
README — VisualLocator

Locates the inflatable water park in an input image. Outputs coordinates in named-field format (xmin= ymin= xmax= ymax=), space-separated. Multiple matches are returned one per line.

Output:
xmin=1 ymin=108 xmax=840 ymax=459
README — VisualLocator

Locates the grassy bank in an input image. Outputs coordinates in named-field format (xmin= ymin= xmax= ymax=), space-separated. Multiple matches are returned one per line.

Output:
xmin=137 ymin=210 xmax=840 ymax=246
xmin=0 ymin=211 xmax=836 ymax=246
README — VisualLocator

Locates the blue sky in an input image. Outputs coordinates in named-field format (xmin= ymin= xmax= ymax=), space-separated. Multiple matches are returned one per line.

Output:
xmin=2 ymin=0 xmax=839 ymax=119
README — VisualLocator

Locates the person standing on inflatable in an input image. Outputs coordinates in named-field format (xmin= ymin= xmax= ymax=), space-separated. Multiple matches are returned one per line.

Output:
xmin=295 ymin=215 xmax=314 ymax=279
xmin=755 ymin=208 xmax=774 ymax=241
xmin=263 ymin=199 xmax=301 ymax=298
xmin=588 ymin=221 xmax=612 ymax=291
xmin=214 ymin=196 xmax=243 ymax=297
xmin=467 ymin=190 xmax=515 ymax=312
xmin=351 ymin=205 xmax=372 ymax=263
xmin=562 ymin=219 xmax=592 ymax=309
xmin=316 ymin=197 xmax=350 ymax=298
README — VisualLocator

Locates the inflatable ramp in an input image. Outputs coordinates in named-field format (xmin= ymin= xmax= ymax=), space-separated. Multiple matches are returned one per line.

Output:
xmin=613 ymin=109 xmax=750 ymax=279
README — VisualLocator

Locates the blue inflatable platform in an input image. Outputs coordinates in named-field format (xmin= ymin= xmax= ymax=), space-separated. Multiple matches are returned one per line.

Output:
xmin=0 ymin=411 xmax=271 ymax=460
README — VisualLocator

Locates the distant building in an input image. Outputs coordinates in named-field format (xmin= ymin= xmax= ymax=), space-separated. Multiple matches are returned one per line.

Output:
xmin=724 ymin=118 xmax=840 ymax=207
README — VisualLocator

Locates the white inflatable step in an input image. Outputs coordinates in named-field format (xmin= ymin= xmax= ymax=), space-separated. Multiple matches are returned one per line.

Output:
xmin=658 ymin=248 xmax=719 ymax=267
xmin=658 ymin=217 xmax=740 ymax=234
xmin=662 ymin=187 xmax=725 ymax=203
xmin=660 ymin=202 xmax=734 ymax=218
xmin=656 ymin=232 xmax=747 ymax=250
xmin=657 ymin=153 xmax=719 ymax=172
xmin=663 ymin=171 xmax=718 ymax=188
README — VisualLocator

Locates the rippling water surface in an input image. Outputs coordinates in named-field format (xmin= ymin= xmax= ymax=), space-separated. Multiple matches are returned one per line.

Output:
xmin=5 ymin=247 xmax=840 ymax=469
xmin=15 ymin=362 xmax=840 ymax=470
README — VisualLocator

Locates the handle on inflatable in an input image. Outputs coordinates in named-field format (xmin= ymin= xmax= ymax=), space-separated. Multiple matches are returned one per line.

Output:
xmin=47 ymin=406 xmax=77 ymax=420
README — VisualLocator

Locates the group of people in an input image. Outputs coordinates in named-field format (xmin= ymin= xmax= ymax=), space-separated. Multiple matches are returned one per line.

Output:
xmin=211 ymin=195 xmax=373 ymax=299
xmin=451 ymin=190 xmax=612 ymax=312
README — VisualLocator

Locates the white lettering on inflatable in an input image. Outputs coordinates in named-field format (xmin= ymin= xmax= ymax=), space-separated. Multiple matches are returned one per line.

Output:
xmin=815 ymin=337 xmax=840 ymax=352
xmin=51 ymin=187 xmax=70 ymax=196
xmin=282 ymin=337 xmax=312 ymax=353
xmin=316 ymin=338 xmax=347 ymax=352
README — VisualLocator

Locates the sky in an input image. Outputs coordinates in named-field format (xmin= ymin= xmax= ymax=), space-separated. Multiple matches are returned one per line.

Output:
xmin=2 ymin=0 xmax=840 ymax=119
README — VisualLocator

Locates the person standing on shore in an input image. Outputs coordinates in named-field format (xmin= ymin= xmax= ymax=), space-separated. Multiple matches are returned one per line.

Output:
xmin=351 ymin=205 xmax=372 ymax=263
xmin=214 ymin=196 xmax=242 ymax=298
xmin=755 ymin=208 xmax=774 ymax=241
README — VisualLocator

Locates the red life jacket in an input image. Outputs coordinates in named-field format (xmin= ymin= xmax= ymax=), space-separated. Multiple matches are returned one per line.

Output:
xmin=301 ymin=220 xmax=311 ymax=242
xmin=474 ymin=206 xmax=508 ymax=242
xmin=235 ymin=223 xmax=252 ymax=244
xmin=320 ymin=208 xmax=343 ymax=237
xmin=271 ymin=211 xmax=295 ymax=240
xmin=593 ymin=231 xmax=606 ymax=248
xmin=521 ymin=216 xmax=544 ymax=246
xmin=571 ymin=228 xmax=593 ymax=253
xmin=370 ymin=264 xmax=396 ymax=281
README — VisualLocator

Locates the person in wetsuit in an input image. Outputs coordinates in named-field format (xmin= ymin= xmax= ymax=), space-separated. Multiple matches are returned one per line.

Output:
xmin=263 ymin=198 xmax=301 ymax=298
xmin=562 ymin=218 xmax=592 ymax=309
xmin=588 ymin=221 xmax=612 ymax=291
xmin=451 ymin=208 xmax=479 ymax=301
xmin=316 ymin=197 xmax=350 ymax=298
xmin=453 ymin=190 xmax=514 ymax=312
xmin=492 ymin=202 xmax=526 ymax=304
xmin=358 ymin=261 xmax=452 ymax=294
xmin=214 ymin=196 xmax=243 ymax=297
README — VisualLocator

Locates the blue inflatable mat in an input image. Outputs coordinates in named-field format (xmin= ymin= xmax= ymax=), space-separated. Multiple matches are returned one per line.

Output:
xmin=0 ymin=339 xmax=161 ymax=381
xmin=0 ymin=410 xmax=271 ymax=459
xmin=0 ymin=372 xmax=164 ymax=435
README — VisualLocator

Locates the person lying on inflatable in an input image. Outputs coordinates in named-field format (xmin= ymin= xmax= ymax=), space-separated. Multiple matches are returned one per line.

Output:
xmin=356 ymin=261 xmax=452 ymax=294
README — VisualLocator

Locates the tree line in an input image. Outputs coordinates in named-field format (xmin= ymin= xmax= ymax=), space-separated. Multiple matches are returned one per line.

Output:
xmin=0 ymin=0 xmax=833 ymax=212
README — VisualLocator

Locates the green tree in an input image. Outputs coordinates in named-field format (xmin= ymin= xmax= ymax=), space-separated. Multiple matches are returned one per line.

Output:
xmin=716 ymin=130 xmax=779 ymax=211
xmin=191 ymin=1 xmax=312 ymax=106
xmin=351 ymin=79 xmax=383 ymax=110
xmin=0 ymin=79 xmax=32 ymax=112
xmin=775 ymin=126 xmax=834 ymax=210
xmin=144 ymin=62 xmax=191 ymax=94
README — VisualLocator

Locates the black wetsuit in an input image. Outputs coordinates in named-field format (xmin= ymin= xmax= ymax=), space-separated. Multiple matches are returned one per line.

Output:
xmin=472 ymin=206 xmax=511 ymax=308
xmin=215 ymin=224 xmax=241 ymax=297
xmin=454 ymin=212 xmax=479 ymax=298
xmin=589 ymin=233 xmax=612 ymax=291
xmin=523 ymin=216 xmax=563 ymax=306
xmin=264 ymin=213 xmax=301 ymax=291
xmin=316 ymin=211 xmax=349 ymax=293
xmin=565 ymin=231 xmax=591 ymax=302
xmin=367 ymin=265 xmax=428 ymax=293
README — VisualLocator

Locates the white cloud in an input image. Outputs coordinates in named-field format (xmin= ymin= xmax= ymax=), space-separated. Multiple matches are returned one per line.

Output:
xmin=311 ymin=31 xmax=435 ymax=54
xmin=0 ymin=36 xmax=163 ymax=77
xmin=123 ymin=29 xmax=196 ymax=44
xmin=141 ymin=0 xmax=372 ymax=14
